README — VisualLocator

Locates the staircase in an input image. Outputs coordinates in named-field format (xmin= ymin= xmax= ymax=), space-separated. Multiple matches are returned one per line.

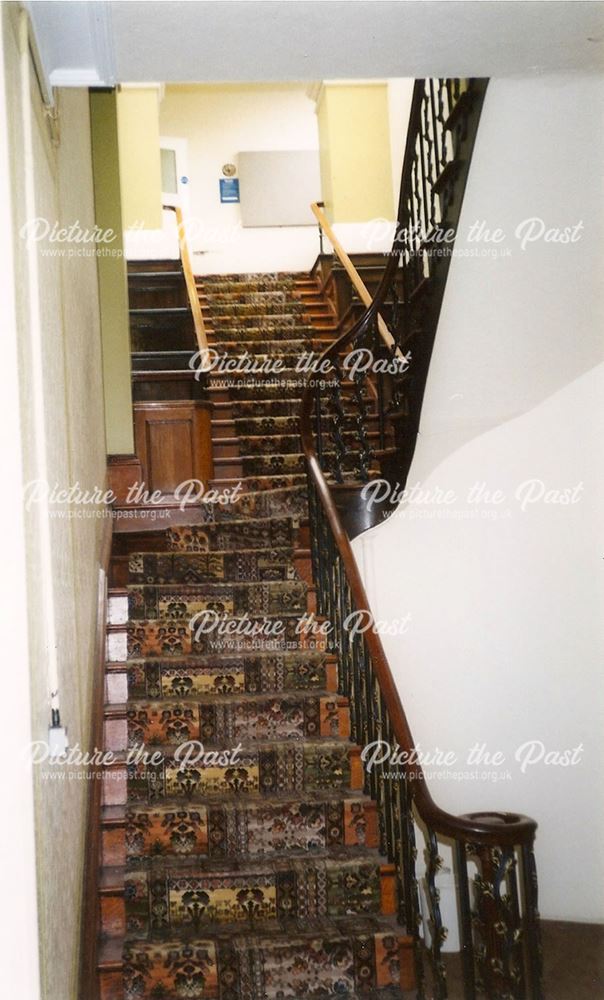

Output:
xmin=204 ymin=272 xmax=334 ymax=493
xmin=97 ymin=271 xmax=414 ymax=1000
xmin=128 ymin=259 xmax=206 ymax=403
xmin=90 ymin=77 xmax=544 ymax=1000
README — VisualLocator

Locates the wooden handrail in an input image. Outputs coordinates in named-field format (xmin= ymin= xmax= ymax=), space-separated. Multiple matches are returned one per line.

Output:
xmin=162 ymin=204 xmax=208 ymax=356
xmin=304 ymin=77 xmax=538 ymax=846
xmin=311 ymin=201 xmax=398 ymax=354
xmin=300 ymin=268 xmax=537 ymax=847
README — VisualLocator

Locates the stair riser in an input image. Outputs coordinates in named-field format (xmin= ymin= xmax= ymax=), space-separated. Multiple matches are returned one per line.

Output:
xmin=128 ymin=581 xmax=317 ymax=614
xmin=104 ymin=718 xmax=128 ymax=752
xmin=207 ymin=334 xmax=335 ymax=350
xmin=199 ymin=274 xmax=310 ymax=287
xmin=205 ymin=300 xmax=304 ymax=315
xmin=102 ymin=826 xmax=126 ymax=867
xmin=100 ymin=894 xmax=124 ymax=937
xmin=211 ymin=419 xmax=299 ymax=439
xmin=213 ymin=439 xmax=240 ymax=458
xmin=131 ymin=351 xmax=195 ymax=371
xmin=127 ymin=619 xmax=328 ymax=659
xmin=222 ymin=432 xmax=387 ymax=459
xmin=102 ymin=866 xmax=395 ymax=936
xmin=99 ymin=969 xmax=122 ymax=1000
xmin=101 ymin=799 xmax=379 ymax=866
xmin=211 ymin=476 xmax=307 ymax=494
xmin=100 ymin=933 xmax=415 ymax=1000
xmin=101 ymin=746 xmax=363 ymax=807
xmin=132 ymin=377 xmax=206 ymax=403
xmin=214 ymin=400 xmax=304 ymax=418
xmin=105 ymin=698 xmax=350 ymax=752
xmin=200 ymin=295 xmax=328 ymax=312
xmin=128 ymin=285 xmax=188 ymax=310
xmin=163 ymin=518 xmax=295 ymax=553
xmin=130 ymin=328 xmax=195 ymax=352
xmin=106 ymin=670 xmax=128 ymax=705
xmin=128 ymin=260 xmax=181 ymax=273
xmin=127 ymin=581 xmax=308 ymax=618
xmin=126 ymin=655 xmax=337 ymax=700
xmin=128 ymin=549 xmax=296 ymax=586
xmin=209 ymin=384 xmax=304 ymax=404
xmin=294 ymin=552 xmax=312 ymax=582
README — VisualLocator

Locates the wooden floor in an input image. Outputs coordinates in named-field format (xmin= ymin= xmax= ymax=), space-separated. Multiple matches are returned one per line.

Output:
xmin=404 ymin=920 xmax=604 ymax=999
xmin=541 ymin=920 xmax=604 ymax=1000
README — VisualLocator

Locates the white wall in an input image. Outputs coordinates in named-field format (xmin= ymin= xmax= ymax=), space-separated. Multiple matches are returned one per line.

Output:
xmin=388 ymin=78 xmax=414 ymax=209
xmin=353 ymin=75 xmax=604 ymax=921
xmin=157 ymin=83 xmax=321 ymax=274
xmin=0 ymin=9 xmax=41 ymax=999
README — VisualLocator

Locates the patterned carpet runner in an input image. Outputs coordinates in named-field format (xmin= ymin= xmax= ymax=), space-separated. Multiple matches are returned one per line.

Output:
xmin=119 ymin=273 xmax=408 ymax=999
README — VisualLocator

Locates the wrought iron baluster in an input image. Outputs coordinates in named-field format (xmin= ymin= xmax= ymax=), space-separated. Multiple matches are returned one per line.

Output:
xmin=507 ymin=850 xmax=527 ymax=999
xmin=359 ymin=630 xmax=372 ymax=754
xmin=470 ymin=845 xmax=528 ymax=999
xmin=521 ymin=843 xmax=545 ymax=1000
xmin=403 ymin=794 xmax=426 ymax=998
xmin=326 ymin=358 xmax=346 ymax=483
xmin=351 ymin=370 xmax=373 ymax=481
xmin=428 ymin=78 xmax=442 ymax=193
xmin=418 ymin=86 xmax=433 ymax=244
xmin=410 ymin=161 xmax=422 ymax=290
xmin=377 ymin=350 xmax=386 ymax=452
xmin=424 ymin=828 xmax=448 ymax=999
xmin=314 ymin=381 xmax=324 ymax=466
xmin=336 ymin=561 xmax=352 ymax=705
xmin=455 ymin=841 xmax=477 ymax=1000
xmin=437 ymin=79 xmax=448 ymax=171
xmin=306 ymin=473 xmax=320 ymax=606
xmin=378 ymin=698 xmax=397 ymax=860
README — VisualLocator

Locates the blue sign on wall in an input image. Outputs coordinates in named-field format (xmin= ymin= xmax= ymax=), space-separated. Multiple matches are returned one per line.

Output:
xmin=219 ymin=178 xmax=240 ymax=203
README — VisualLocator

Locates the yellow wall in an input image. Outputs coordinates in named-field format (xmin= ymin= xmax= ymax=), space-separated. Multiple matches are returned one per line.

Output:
xmin=90 ymin=91 xmax=134 ymax=454
xmin=116 ymin=86 xmax=162 ymax=229
xmin=317 ymin=83 xmax=394 ymax=223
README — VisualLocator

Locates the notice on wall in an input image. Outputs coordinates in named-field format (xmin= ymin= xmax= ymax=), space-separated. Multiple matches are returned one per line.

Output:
xmin=219 ymin=178 xmax=240 ymax=203
xmin=238 ymin=150 xmax=320 ymax=227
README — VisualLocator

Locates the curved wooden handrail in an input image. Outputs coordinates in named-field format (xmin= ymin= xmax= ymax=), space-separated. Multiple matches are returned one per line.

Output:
xmin=300 ymin=301 xmax=536 ymax=847
xmin=162 ymin=203 xmax=208 ymax=356
xmin=302 ymin=104 xmax=537 ymax=849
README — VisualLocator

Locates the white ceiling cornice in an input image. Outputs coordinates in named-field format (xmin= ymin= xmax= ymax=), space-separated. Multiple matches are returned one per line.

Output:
xmin=26 ymin=1 xmax=116 ymax=90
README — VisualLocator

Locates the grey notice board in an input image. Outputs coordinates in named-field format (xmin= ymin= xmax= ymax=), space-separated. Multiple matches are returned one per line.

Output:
xmin=237 ymin=150 xmax=321 ymax=228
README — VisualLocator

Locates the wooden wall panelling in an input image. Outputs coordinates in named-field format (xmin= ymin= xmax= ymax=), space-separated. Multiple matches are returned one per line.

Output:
xmin=134 ymin=400 xmax=213 ymax=501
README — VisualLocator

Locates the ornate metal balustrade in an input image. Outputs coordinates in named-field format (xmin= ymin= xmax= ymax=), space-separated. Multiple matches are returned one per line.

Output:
xmin=301 ymin=78 xmax=544 ymax=999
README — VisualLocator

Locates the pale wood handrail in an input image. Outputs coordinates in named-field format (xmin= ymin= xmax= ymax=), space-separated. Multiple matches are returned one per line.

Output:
xmin=163 ymin=204 xmax=208 ymax=356
xmin=311 ymin=201 xmax=398 ymax=354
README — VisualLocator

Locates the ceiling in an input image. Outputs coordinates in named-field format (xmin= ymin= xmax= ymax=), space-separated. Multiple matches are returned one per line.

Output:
xmin=27 ymin=0 xmax=604 ymax=91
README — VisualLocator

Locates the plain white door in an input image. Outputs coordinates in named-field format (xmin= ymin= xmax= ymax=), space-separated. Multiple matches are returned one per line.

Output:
xmin=124 ymin=137 xmax=189 ymax=260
